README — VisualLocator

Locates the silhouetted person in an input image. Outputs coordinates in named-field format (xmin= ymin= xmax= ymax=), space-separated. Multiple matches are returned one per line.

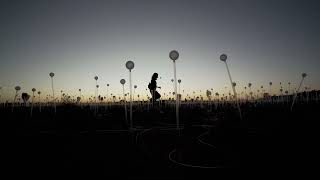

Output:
xmin=148 ymin=73 xmax=161 ymax=105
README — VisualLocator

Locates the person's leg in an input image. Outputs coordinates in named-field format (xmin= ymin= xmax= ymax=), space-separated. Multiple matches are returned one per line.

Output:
xmin=149 ymin=90 xmax=153 ymax=102
xmin=155 ymin=91 xmax=161 ymax=100
xmin=150 ymin=90 xmax=155 ymax=106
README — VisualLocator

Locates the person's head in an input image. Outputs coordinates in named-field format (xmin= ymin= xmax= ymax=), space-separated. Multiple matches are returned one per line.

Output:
xmin=152 ymin=73 xmax=158 ymax=80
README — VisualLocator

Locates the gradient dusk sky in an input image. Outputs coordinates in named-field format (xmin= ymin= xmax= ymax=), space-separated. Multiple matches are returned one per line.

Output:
xmin=0 ymin=0 xmax=319 ymax=100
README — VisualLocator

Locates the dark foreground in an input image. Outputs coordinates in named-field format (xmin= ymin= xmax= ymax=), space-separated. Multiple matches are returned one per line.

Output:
xmin=2 ymin=101 xmax=318 ymax=176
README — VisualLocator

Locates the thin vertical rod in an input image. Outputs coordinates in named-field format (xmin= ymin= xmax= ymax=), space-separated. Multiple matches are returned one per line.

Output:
xmin=51 ymin=77 xmax=56 ymax=114
xmin=224 ymin=61 xmax=242 ymax=119
xmin=39 ymin=94 xmax=41 ymax=112
xmin=123 ymin=85 xmax=128 ymax=126
xmin=31 ymin=92 xmax=34 ymax=117
xmin=129 ymin=70 xmax=133 ymax=129
xmin=95 ymin=80 xmax=97 ymax=114
xmin=12 ymin=90 xmax=18 ymax=112
xmin=291 ymin=77 xmax=304 ymax=111
xmin=173 ymin=60 xmax=180 ymax=132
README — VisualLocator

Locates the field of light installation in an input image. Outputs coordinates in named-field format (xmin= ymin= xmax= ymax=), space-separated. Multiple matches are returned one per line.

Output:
xmin=1 ymin=50 xmax=319 ymax=174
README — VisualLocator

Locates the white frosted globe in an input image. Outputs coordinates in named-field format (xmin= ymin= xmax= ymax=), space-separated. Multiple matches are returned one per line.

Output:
xmin=302 ymin=73 xmax=307 ymax=78
xmin=220 ymin=54 xmax=227 ymax=62
xmin=126 ymin=61 xmax=135 ymax=70
xmin=169 ymin=50 xmax=179 ymax=61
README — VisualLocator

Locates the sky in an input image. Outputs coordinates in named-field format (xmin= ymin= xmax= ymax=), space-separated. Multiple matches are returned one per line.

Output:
xmin=0 ymin=0 xmax=319 ymax=101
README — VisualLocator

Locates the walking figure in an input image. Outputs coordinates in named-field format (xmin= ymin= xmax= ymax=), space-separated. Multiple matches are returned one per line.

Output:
xmin=148 ymin=73 xmax=161 ymax=105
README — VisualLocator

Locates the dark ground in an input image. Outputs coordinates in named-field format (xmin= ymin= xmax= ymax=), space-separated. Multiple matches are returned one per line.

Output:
xmin=2 ymin=100 xmax=319 ymax=176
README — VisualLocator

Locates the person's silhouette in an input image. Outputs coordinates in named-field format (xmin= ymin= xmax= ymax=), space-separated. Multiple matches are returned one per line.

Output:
xmin=148 ymin=73 xmax=161 ymax=105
